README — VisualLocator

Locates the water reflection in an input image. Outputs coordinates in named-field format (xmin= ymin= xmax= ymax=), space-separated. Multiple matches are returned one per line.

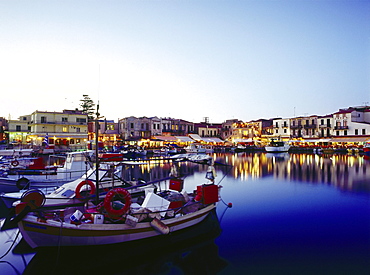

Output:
xmin=118 ymin=153 xmax=369 ymax=194
xmin=211 ymin=152 xmax=370 ymax=193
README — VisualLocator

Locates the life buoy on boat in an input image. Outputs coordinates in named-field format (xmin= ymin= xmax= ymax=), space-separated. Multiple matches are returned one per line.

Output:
xmin=11 ymin=160 xmax=19 ymax=167
xmin=75 ymin=180 xmax=96 ymax=199
xmin=103 ymin=188 xmax=131 ymax=218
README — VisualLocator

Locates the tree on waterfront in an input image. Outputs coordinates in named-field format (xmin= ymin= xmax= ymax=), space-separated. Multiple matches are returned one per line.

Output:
xmin=80 ymin=95 xmax=95 ymax=121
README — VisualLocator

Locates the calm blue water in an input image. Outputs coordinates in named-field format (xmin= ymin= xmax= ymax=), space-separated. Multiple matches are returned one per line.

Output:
xmin=0 ymin=152 xmax=369 ymax=274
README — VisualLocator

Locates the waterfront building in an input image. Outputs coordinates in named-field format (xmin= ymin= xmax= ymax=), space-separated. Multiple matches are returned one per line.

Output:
xmin=6 ymin=115 xmax=31 ymax=146
xmin=88 ymin=119 xmax=121 ymax=150
xmin=195 ymin=122 xmax=221 ymax=138
xmin=118 ymin=116 xmax=151 ymax=141
xmin=27 ymin=109 xmax=88 ymax=149
xmin=151 ymin=116 xmax=162 ymax=136
xmin=228 ymin=121 xmax=258 ymax=143
xmin=318 ymin=114 xmax=333 ymax=138
xmin=5 ymin=110 xmax=88 ymax=150
xmin=333 ymin=107 xmax=370 ymax=136
xmin=220 ymin=119 xmax=240 ymax=141
xmin=272 ymin=118 xmax=290 ymax=140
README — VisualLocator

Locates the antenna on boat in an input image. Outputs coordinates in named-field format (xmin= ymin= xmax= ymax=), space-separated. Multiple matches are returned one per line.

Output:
xmin=94 ymin=102 xmax=100 ymax=204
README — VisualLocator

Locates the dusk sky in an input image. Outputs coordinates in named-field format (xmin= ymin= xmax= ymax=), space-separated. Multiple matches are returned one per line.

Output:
xmin=1 ymin=1 xmax=368 ymax=123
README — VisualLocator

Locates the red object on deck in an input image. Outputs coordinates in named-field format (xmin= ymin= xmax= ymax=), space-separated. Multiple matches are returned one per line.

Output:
xmin=98 ymin=153 xmax=124 ymax=161
xmin=196 ymin=184 xmax=219 ymax=204
xmin=169 ymin=201 xmax=183 ymax=210
xmin=28 ymin=157 xmax=45 ymax=170
xmin=169 ymin=178 xmax=184 ymax=192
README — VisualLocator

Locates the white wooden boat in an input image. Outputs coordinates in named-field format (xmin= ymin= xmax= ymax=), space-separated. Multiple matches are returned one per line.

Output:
xmin=265 ymin=140 xmax=290 ymax=152
xmin=184 ymin=143 xmax=207 ymax=154
xmin=14 ymin=174 xmax=219 ymax=248
xmin=0 ymin=151 xmax=94 ymax=192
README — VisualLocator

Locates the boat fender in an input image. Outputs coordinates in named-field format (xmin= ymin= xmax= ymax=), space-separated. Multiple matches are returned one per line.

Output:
xmin=11 ymin=160 xmax=19 ymax=167
xmin=75 ymin=180 xmax=96 ymax=199
xmin=103 ymin=188 xmax=131 ymax=218
xmin=16 ymin=177 xmax=30 ymax=190
xmin=150 ymin=218 xmax=170 ymax=234
xmin=20 ymin=189 xmax=46 ymax=209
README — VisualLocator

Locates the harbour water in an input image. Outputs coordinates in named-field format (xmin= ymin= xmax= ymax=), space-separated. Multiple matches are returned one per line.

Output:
xmin=0 ymin=152 xmax=369 ymax=274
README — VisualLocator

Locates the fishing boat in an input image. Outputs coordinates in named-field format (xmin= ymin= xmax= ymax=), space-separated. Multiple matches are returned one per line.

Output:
xmin=11 ymin=164 xmax=219 ymax=248
xmin=0 ymin=164 xmax=126 ymax=209
xmin=184 ymin=143 xmax=207 ymax=154
xmin=7 ymin=107 xmax=222 ymax=248
xmin=0 ymin=151 xmax=94 ymax=192
xmin=264 ymin=139 xmax=290 ymax=153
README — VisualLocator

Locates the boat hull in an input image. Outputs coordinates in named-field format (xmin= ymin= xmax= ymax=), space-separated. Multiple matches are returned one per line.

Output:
xmin=18 ymin=204 xmax=216 ymax=248
xmin=265 ymin=145 xmax=290 ymax=152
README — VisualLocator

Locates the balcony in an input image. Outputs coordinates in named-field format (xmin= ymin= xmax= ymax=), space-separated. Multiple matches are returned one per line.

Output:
xmin=304 ymin=124 xmax=317 ymax=129
xmin=290 ymin=125 xmax=302 ymax=129
xmin=31 ymin=120 xmax=87 ymax=125
xmin=334 ymin=126 xmax=349 ymax=130
xmin=319 ymin=124 xmax=331 ymax=128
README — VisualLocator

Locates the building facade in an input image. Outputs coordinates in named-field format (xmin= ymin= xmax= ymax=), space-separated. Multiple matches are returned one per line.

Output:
xmin=6 ymin=109 xmax=89 ymax=149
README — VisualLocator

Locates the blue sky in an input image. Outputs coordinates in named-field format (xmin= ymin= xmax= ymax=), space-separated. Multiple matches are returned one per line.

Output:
xmin=0 ymin=0 xmax=368 ymax=123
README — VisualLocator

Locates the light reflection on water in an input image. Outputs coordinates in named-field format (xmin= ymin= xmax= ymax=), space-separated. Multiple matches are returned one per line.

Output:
xmin=212 ymin=152 xmax=370 ymax=193
xmin=0 ymin=152 xmax=369 ymax=274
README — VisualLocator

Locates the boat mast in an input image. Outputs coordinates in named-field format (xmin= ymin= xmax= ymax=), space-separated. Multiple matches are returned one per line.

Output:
xmin=95 ymin=103 xmax=100 ymax=205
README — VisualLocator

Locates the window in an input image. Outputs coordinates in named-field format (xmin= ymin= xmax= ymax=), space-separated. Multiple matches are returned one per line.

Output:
xmin=130 ymin=123 xmax=134 ymax=129
xmin=355 ymin=129 xmax=358 ymax=135
xmin=76 ymin=118 xmax=86 ymax=123
xmin=63 ymin=127 xmax=67 ymax=132
xmin=76 ymin=127 xmax=80 ymax=133
xmin=41 ymin=116 xmax=47 ymax=123
xmin=362 ymin=129 xmax=366 ymax=135
xmin=62 ymin=117 xmax=68 ymax=122
xmin=275 ymin=122 xmax=278 ymax=127
xmin=16 ymin=125 xmax=21 ymax=131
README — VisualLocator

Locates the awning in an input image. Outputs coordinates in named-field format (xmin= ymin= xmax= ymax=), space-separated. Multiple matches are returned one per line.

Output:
xmin=188 ymin=134 xmax=202 ymax=141
xmin=290 ymin=138 xmax=331 ymax=143
xmin=233 ymin=139 xmax=254 ymax=143
xmin=175 ymin=136 xmax=194 ymax=142
xmin=152 ymin=136 xmax=178 ymax=141
xmin=329 ymin=137 xmax=370 ymax=143
xmin=28 ymin=134 xmax=88 ymax=139
xmin=201 ymin=137 xmax=224 ymax=143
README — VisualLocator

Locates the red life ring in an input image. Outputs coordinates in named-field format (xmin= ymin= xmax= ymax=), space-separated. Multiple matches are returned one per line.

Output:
xmin=75 ymin=180 xmax=96 ymax=199
xmin=11 ymin=160 xmax=19 ymax=166
xmin=103 ymin=188 xmax=131 ymax=218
